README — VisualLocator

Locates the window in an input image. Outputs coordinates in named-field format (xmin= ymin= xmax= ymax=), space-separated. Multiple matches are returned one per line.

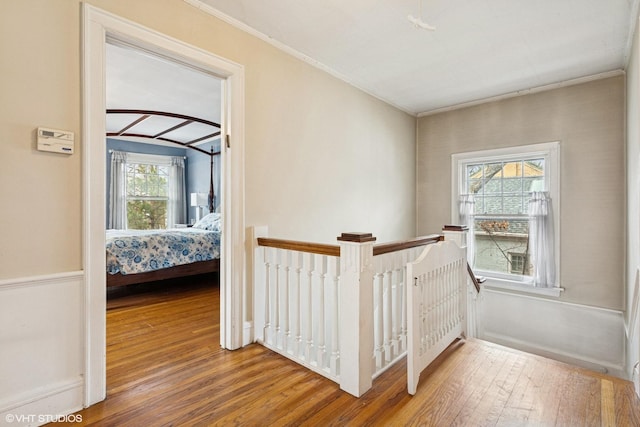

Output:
xmin=108 ymin=151 xmax=186 ymax=230
xmin=452 ymin=142 xmax=559 ymax=289
xmin=508 ymin=252 xmax=528 ymax=275
xmin=126 ymin=162 xmax=170 ymax=229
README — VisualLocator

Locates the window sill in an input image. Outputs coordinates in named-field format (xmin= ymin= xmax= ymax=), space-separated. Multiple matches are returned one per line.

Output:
xmin=481 ymin=277 xmax=564 ymax=298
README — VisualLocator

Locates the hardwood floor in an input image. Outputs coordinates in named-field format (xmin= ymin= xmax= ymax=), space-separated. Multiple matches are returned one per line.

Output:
xmin=58 ymin=276 xmax=640 ymax=426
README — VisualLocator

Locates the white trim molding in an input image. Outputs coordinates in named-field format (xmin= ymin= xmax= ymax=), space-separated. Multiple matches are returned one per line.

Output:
xmin=0 ymin=270 xmax=83 ymax=291
xmin=419 ymin=70 xmax=624 ymax=117
xmin=482 ymin=277 xmax=564 ymax=298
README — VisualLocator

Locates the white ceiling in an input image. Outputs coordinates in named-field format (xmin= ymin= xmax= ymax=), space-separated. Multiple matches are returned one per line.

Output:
xmin=194 ymin=0 xmax=639 ymax=115
xmin=106 ymin=42 xmax=222 ymax=147
xmin=106 ymin=42 xmax=222 ymax=120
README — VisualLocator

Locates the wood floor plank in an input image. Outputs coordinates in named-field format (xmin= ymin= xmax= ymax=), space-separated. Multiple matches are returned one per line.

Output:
xmin=613 ymin=379 xmax=640 ymax=426
xmin=51 ymin=277 xmax=640 ymax=426
xmin=496 ymin=356 xmax=544 ymax=425
xmin=371 ymin=339 xmax=475 ymax=425
xmin=523 ymin=357 xmax=571 ymax=425
xmin=401 ymin=340 xmax=492 ymax=425
xmin=449 ymin=345 xmax=512 ymax=426
xmin=601 ymin=379 xmax=616 ymax=427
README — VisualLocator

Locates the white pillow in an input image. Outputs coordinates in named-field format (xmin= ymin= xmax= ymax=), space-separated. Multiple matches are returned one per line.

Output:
xmin=192 ymin=213 xmax=221 ymax=231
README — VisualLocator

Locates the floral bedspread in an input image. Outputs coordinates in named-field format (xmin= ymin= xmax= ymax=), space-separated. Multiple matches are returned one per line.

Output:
xmin=106 ymin=228 xmax=221 ymax=275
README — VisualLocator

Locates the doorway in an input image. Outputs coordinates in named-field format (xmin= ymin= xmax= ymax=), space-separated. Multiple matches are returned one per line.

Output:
xmin=83 ymin=4 xmax=245 ymax=407
xmin=104 ymin=38 xmax=223 ymax=394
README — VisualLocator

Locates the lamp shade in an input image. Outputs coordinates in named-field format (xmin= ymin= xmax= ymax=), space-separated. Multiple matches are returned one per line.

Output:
xmin=190 ymin=192 xmax=208 ymax=207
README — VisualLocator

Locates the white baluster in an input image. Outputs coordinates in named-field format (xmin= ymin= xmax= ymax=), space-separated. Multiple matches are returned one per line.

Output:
xmin=293 ymin=252 xmax=303 ymax=357
xmin=443 ymin=265 xmax=449 ymax=336
xmin=389 ymin=268 xmax=398 ymax=359
xmin=448 ymin=265 xmax=453 ymax=331
xmin=428 ymin=269 xmax=436 ymax=349
xmin=384 ymin=269 xmax=393 ymax=363
xmin=330 ymin=256 xmax=340 ymax=377
xmin=305 ymin=252 xmax=315 ymax=364
xmin=274 ymin=249 xmax=282 ymax=349
xmin=421 ymin=273 xmax=429 ymax=352
xmin=264 ymin=247 xmax=272 ymax=345
xmin=317 ymin=254 xmax=327 ymax=369
xmin=283 ymin=250 xmax=292 ymax=353
xmin=437 ymin=266 xmax=444 ymax=341
xmin=374 ymin=271 xmax=384 ymax=369
xmin=401 ymin=266 xmax=408 ymax=352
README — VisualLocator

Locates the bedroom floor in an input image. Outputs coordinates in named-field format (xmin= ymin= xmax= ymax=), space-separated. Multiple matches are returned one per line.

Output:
xmin=56 ymin=277 xmax=640 ymax=426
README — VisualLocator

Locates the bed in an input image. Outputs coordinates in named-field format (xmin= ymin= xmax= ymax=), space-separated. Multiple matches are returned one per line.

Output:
xmin=105 ymin=109 xmax=222 ymax=287
xmin=106 ymin=213 xmax=221 ymax=287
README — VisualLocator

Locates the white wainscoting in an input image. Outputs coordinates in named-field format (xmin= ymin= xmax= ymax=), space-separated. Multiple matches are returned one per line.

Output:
xmin=0 ymin=272 xmax=84 ymax=425
xmin=478 ymin=287 xmax=625 ymax=378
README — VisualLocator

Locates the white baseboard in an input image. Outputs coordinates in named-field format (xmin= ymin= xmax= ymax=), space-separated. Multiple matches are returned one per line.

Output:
xmin=243 ymin=321 xmax=253 ymax=346
xmin=483 ymin=331 xmax=625 ymax=378
xmin=0 ymin=378 xmax=83 ymax=427
xmin=478 ymin=288 xmax=625 ymax=378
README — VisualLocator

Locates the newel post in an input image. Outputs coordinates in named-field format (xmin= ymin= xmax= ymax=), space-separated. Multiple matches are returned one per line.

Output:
xmin=337 ymin=232 xmax=376 ymax=397
xmin=442 ymin=224 xmax=468 ymax=250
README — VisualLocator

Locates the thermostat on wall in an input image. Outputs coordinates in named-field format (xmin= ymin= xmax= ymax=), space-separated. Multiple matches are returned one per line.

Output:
xmin=37 ymin=127 xmax=74 ymax=154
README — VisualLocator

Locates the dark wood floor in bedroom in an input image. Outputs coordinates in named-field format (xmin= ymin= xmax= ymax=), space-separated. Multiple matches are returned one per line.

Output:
xmin=56 ymin=275 xmax=640 ymax=426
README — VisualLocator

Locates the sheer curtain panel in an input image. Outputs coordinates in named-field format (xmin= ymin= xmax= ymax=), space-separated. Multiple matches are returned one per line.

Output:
xmin=108 ymin=150 xmax=128 ymax=230
xmin=168 ymin=156 xmax=186 ymax=227
xmin=459 ymin=194 xmax=475 ymax=267
xmin=528 ymin=191 xmax=556 ymax=287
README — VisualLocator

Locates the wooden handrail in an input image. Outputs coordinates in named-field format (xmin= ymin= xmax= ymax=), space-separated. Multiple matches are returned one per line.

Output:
xmin=256 ymin=237 xmax=340 ymax=257
xmin=373 ymin=234 xmax=442 ymax=256
xmin=467 ymin=263 xmax=483 ymax=293
xmin=257 ymin=234 xmax=482 ymax=295
xmin=257 ymin=234 xmax=444 ymax=258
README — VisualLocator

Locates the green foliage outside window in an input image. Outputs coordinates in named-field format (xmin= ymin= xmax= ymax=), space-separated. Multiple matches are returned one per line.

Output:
xmin=126 ymin=163 xmax=169 ymax=230
xmin=127 ymin=200 xmax=167 ymax=230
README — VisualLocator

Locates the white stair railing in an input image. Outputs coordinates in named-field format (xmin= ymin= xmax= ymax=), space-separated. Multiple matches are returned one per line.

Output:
xmin=252 ymin=227 xmax=469 ymax=398
xmin=254 ymin=235 xmax=341 ymax=382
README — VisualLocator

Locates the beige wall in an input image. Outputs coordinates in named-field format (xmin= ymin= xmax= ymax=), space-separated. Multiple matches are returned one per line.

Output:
xmin=0 ymin=0 xmax=416 ymax=280
xmin=417 ymin=76 xmax=625 ymax=310
xmin=0 ymin=1 xmax=83 ymax=278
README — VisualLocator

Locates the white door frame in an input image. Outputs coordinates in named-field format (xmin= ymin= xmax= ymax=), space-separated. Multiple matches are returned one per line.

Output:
xmin=82 ymin=4 xmax=245 ymax=406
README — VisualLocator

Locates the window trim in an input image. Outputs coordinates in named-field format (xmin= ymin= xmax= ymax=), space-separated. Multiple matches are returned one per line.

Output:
xmin=124 ymin=153 xmax=178 ymax=230
xmin=451 ymin=141 xmax=561 ymax=291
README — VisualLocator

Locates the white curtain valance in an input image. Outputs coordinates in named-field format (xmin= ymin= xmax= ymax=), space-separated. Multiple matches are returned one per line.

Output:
xmin=125 ymin=151 xmax=182 ymax=166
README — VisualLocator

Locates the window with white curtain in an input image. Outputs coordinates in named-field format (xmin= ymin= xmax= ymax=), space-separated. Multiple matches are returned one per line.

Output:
xmin=452 ymin=142 xmax=560 ymax=289
xmin=109 ymin=151 xmax=186 ymax=230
